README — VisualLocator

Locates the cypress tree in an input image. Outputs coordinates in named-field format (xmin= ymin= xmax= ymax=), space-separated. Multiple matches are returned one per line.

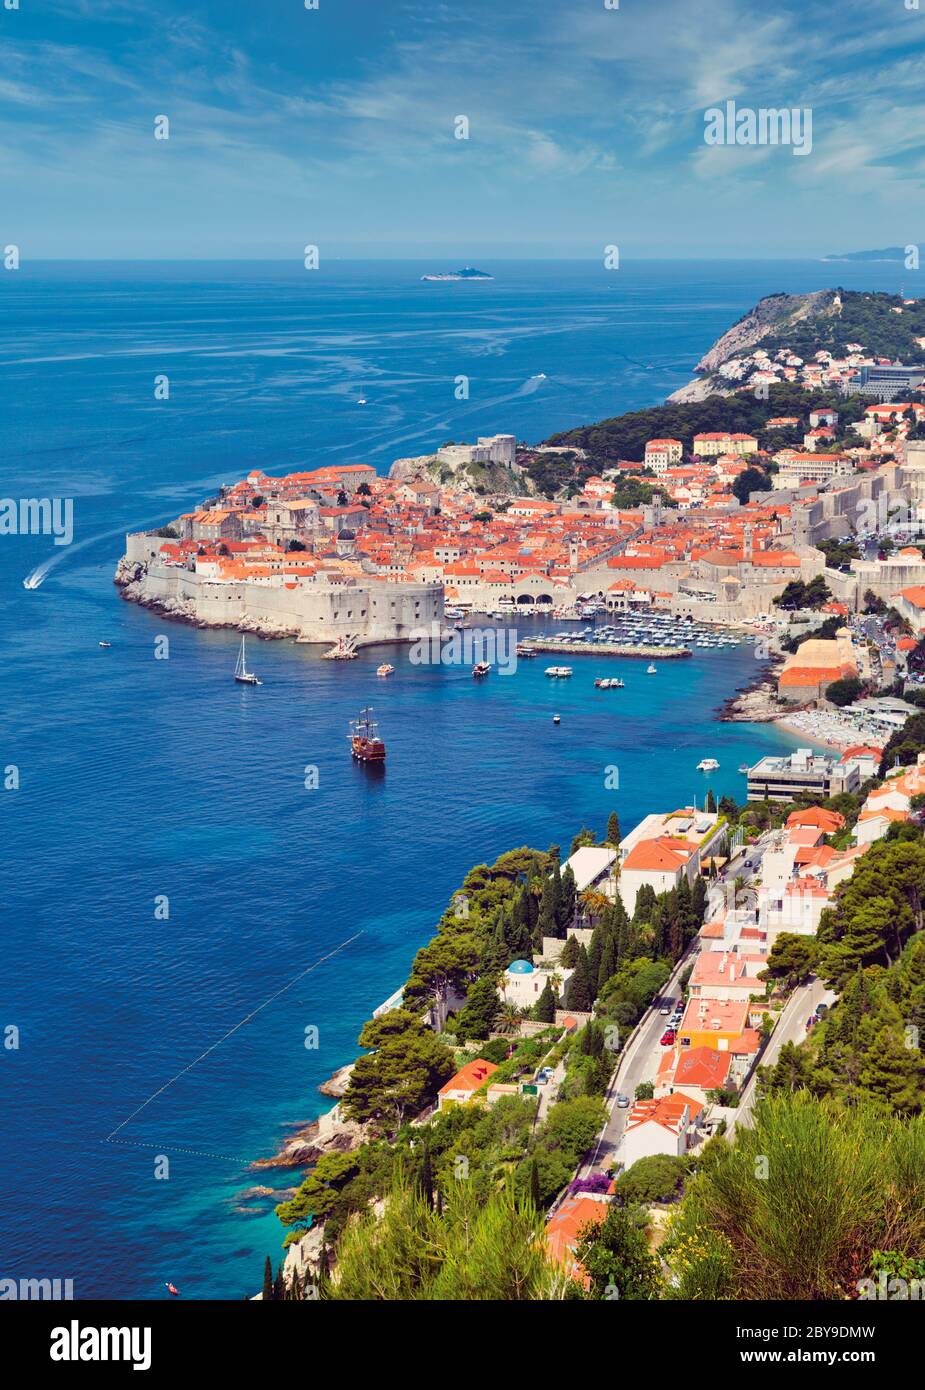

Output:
xmin=611 ymin=896 xmax=630 ymax=964
xmin=534 ymin=980 xmax=556 ymax=1022
xmin=692 ymin=874 xmax=707 ymax=925
xmin=560 ymin=934 xmax=581 ymax=968
xmin=606 ymin=811 xmax=621 ymax=848
xmin=597 ymin=933 xmax=617 ymax=995
xmin=273 ymin=1263 xmax=286 ymax=1302
xmin=538 ymin=870 xmax=561 ymax=939
xmin=558 ymin=864 xmax=576 ymax=933
xmin=566 ymin=946 xmax=594 ymax=1011
xmin=634 ymin=884 xmax=657 ymax=924
xmin=588 ymin=921 xmax=604 ymax=984
xmin=262 ymin=1255 xmax=273 ymax=1302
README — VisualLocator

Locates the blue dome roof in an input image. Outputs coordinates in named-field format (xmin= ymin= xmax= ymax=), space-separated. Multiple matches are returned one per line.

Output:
xmin=507 ymin=959 xmax=535 ymax=975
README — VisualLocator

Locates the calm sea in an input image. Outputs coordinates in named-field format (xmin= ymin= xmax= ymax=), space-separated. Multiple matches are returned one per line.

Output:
xmin=0 ymin=259 xmax=903 ymax=1297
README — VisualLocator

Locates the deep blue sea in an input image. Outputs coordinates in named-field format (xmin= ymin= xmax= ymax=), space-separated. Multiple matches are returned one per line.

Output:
xmin=0 ymin=259 xmax=906 ymax=1298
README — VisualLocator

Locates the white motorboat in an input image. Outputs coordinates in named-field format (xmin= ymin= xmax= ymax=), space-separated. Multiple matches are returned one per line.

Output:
xmin=697 ymin=758 xmax=720 ymax=771
xmin=545 ymin=666 xmax=573 ymax=678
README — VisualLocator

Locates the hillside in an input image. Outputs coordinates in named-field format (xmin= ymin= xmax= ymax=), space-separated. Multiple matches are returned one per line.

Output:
xmin=821 ymin=247 xmax=909 ymax=263
xmin=539 ymin=381 xmax=866 ymax=473
xmin=668 ymin=288 xmax=925 ymax=403
xmin=388 ymin=450 xmax=536 ymax=498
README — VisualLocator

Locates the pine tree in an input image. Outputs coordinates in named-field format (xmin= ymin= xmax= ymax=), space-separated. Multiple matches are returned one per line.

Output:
xmin=606 ymin=811 xmax=621 ymax=848
xmin=316 ymin=1244 xmax=331 ymax=1298
xmin=529 ymin=1156 xmax=542 ymax=1212
xmin=858 ymin=1021 xmax=924 ymax=1113
xmin=419 ymin=1136 xmax=434 ymax=1207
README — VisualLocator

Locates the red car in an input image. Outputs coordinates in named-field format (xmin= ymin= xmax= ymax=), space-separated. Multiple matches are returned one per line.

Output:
xmin=660 ymin=1029 xmax=676 ymax=1046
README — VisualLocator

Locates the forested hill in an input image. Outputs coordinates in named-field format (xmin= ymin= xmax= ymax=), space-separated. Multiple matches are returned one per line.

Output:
xmin=540 ymin=382 xmax=865 ymax=470
xmin=729 ymin=288 xmax=925 ymax=363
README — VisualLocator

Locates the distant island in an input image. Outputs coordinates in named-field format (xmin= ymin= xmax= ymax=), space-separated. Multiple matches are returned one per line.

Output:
xmin=420 ymin=267 xmax=494 ymax=282
xmin=821 ymin=247 xmax=909 ymax=263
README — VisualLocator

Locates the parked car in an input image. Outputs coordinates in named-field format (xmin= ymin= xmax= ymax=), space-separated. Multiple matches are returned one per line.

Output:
xmin=660 ymin=1030 xmax=676 ymax=1046
xmin=616 ymin=1094 xmax=630 ymax=1108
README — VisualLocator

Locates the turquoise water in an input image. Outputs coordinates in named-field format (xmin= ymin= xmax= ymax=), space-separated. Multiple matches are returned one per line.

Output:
xmin=0 ymin=259 xmax=894 ymax=1298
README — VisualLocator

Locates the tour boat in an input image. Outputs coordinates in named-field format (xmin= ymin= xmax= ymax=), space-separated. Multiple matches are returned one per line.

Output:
xmin=515 ymin=642 xmax=537 ymax=657
xmin=98 ymin=641 xmax=112 ymax=648
xmin=553 ymin=714 xmax=561 ymax=724
xmin=376 ymin=663 xmax=394 ymax=677
xmin=165 ymin=1282 xmax=179 ymax=1297
xmin=647 ymin=663 xmax=657 ymax=674
xmin=234 ymin=635 xmax=262 ymax=685
xmin=349 ymin=707 xmax=386 ymax=762
xmin=472 ymin=662 xmax=491 ymax=677
xmin=697 ymin=758 xmax=720 ymax=772
xmin=544 ymin=666 xmax=573 ymax=678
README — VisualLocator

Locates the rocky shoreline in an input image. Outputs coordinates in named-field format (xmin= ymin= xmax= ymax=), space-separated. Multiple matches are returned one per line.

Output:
xmin=716 ymin=656 xmax=787 ymax=723
xmin=250 ymin=1113 xmax=367 ymax=1171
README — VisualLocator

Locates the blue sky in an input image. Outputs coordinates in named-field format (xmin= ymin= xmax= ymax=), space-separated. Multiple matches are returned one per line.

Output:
xmin=3 ymin=0 xmax=925 ymax=258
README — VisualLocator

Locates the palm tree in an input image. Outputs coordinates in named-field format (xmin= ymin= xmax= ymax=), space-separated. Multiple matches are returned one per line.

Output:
xmin=496 ymin=1002 xmax=522 ymax=1036
xmin=579 ymin=888 xmax=610 ymax=926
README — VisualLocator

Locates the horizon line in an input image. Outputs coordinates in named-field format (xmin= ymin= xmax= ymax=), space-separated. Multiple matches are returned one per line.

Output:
xmin=6 ymin=254 xmax=859 ymax=264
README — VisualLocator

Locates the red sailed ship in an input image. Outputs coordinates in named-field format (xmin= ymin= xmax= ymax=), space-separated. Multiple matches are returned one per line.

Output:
xmin=349 ymin=706 xmax=386 ymax=762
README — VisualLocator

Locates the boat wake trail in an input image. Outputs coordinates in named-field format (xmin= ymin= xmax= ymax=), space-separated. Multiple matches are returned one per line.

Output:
xmin=21 ymin=474 xmax=249 ymax=590
xmin=327 ymin=372 xmax=551 ymax=460
xmin=22 ymin=523 xmax=135 ymax=590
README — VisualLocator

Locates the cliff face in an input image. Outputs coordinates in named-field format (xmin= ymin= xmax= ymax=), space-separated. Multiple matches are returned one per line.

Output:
xmin=668 ymin=289 xmax=837 ymax=402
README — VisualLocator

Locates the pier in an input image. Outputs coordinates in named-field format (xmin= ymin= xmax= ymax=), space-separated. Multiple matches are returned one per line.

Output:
xmin=516 ymin=639 xmax=692 ymax=659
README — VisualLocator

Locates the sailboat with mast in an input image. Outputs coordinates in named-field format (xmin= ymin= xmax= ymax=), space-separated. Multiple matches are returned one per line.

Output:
xmin=349 ymin=706 xmax=386 ymax=762
xmin=233 ymin=634 xmax=262 ymax=685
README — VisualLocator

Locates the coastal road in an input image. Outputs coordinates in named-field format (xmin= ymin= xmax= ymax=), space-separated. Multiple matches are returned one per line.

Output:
xmin=583 ymin=942 xmax=700 ymax=1177
xmin=727 ymin=974 xmax=837 ymax=1135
